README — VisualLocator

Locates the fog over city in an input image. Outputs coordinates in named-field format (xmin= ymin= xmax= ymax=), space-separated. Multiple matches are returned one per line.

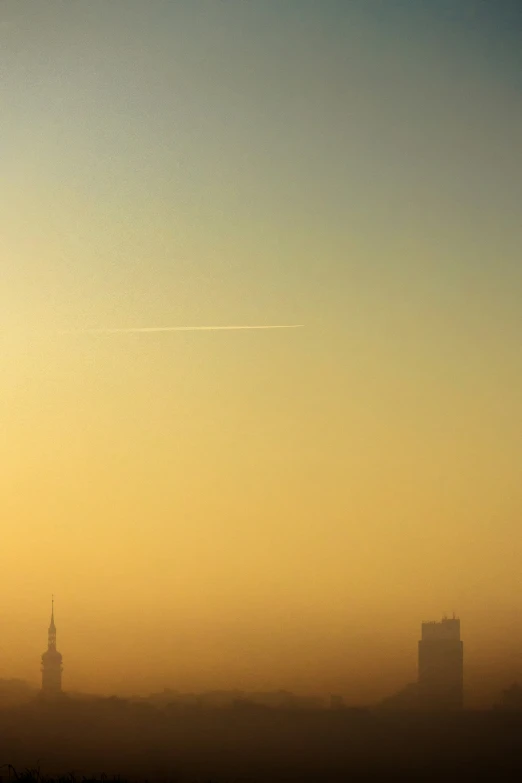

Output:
xmin=2 ymin=0 xmax=521 ymax=779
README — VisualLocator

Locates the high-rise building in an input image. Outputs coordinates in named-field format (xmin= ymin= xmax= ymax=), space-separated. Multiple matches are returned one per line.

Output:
xmin=41 ymin=598 xmax=63 ymax=696
xmin=418 ymin=616 xmax=463 ymax=709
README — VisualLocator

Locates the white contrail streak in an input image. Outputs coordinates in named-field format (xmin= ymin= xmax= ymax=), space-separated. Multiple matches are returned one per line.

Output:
xmin=59 ymin=325 xmax=304 ymax=335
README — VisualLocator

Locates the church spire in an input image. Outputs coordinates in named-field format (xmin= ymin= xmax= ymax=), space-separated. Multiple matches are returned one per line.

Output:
xmin=48 ymin=595 xmax=56 ymax=650
xmin=42 ymin=596 xmax=63 ymax=696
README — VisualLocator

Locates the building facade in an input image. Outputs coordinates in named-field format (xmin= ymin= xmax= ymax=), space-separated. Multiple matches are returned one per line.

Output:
xmin=41 ymin=599 xmax=63 ymax=696
xmin=418 ymin=616 xmax=463 ymax=709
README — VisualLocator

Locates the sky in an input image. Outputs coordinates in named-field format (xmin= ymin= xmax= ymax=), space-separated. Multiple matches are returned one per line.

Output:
xmin=1 ymin=0 xmax=521 ymax=705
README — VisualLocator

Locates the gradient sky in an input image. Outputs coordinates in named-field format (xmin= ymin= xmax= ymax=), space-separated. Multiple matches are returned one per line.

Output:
xmin=1 ymin=0 xmax=521 ymax=705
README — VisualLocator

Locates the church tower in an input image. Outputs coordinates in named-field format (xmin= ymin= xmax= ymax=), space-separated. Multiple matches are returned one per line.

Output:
xmin=41 ymin=597 xmax=63 ymax=695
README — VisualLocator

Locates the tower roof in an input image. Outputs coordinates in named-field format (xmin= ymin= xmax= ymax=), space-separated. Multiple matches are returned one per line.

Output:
xmin=49 ymin=596 xmax=56 ymax=632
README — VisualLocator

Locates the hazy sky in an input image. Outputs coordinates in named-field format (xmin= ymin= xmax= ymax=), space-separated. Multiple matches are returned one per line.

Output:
xmin=1 ymin=0 xmax=521 ymax=705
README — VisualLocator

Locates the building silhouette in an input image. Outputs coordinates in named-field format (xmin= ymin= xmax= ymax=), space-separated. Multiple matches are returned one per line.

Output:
xmin=41 ymin=598 xmax=63 ymax=696
xmin=418 ymin=615 xmax=463 ymax=709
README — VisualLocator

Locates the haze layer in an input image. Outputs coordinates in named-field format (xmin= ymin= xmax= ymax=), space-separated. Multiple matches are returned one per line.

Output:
xmin=1 ymin=0 xmax=521 ymax=704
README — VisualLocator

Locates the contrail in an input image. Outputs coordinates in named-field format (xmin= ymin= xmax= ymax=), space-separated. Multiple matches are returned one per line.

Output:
xmin=59 ymin=324 xmax=304 ymax=335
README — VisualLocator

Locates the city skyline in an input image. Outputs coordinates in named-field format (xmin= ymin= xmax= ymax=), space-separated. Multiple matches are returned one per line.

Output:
xmin=1 ymin=604 xmax=472 ymax=707
xmin=9 ymin=605 xmax=522 ymax=712
xmin=13 ymin=602 xmax=522 ymax=710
